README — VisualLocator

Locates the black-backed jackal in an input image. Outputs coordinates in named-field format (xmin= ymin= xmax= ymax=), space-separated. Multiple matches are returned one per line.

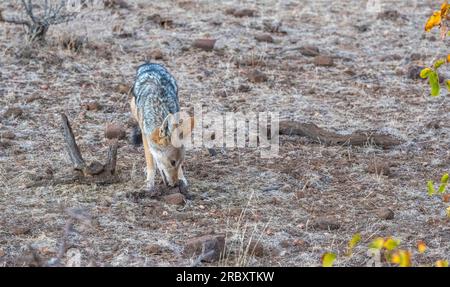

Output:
xmin=130 ymin=63 xmax=194 ymax=192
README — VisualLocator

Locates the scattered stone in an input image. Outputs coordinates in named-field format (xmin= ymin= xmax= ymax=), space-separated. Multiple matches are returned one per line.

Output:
xmin=82 ymin=101 xmax=102 ymax=111
xmin=105 ymin=123 xmax=126 ymax=140
xmin=116 ymin=83 xmax=130 ymax=94
xmin=236 ymin=84 xmax=251 ymax=93
xmin=226 ymin=8 xmax=255 ymax=17
xmin=377 ymin=10 xmax=401 ymax=21
xmin=11 ymin=226 xmax=31 ymax=236
xmin=311 ymin=217 xmax=340 ymax=230
xmin=0 ymin=249 xmax=5 ymax=257
xmin=3 ymin=107 xmax=23 ymax=119
xmin=313 ymin=55 xmax=334 ymax=67
xmin=104 ymin=0 xmax=131 ymax=10
xmin=144 ymin=244 xmax=164 ymax=255
xmin=249 ymin=241 xmax=265 ymax=257
xmin=247 ymin=70 xmax=268 ymax=83
xmin=255 ymin=34 xmax=274 ymax=43
xmin=426 ymin=120 xmax=441 ymax=130
xmin=184 ymin=234 xmax=225 ymax=262
xmin=148 ymin=49 xmax=164 ymax=60
xmin=25 ymin=94 xmax=41 ymax=103
xmin=192 ymin=39 xmax=216 ymax=51
xmin=367 ymin=161 xmax=391 ymax=176
xmin=1 ymin=131 xmax=16 ymax=140
xmin=162 ymin=193 xmax=185 ymax=206
xmin=410 ymin=53 xmax=422 ymax=61
xmin=86 ymin=161 xmax=105 ymax=175
xmin=377 ymin=208 xmax=394 ymax=220
xmin=299 ymin=45 xmax=320 ymax=57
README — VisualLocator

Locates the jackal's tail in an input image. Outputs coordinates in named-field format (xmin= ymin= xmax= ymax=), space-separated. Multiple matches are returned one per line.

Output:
xmin=130 ymin=124 xmax=143 ymax=146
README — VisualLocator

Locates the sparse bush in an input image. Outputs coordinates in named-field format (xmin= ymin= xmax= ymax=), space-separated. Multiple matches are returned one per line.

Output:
xmin=0 ymin=0 xmax=77 ymax=42
xmin=422 ymin=1 xmax=450 ymax=96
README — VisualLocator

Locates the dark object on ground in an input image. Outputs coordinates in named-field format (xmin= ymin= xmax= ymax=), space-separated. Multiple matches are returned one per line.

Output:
xmin=279 ymin=121 xmax=401 ymax=149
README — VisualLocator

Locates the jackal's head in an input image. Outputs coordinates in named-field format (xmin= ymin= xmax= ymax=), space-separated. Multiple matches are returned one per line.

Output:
xmin=148 ymin=113 xmax=195 ymax=187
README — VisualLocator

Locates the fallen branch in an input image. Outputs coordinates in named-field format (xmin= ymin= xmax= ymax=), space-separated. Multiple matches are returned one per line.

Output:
xmin=279 ymin=121 xmax=402 ymax=149
xmin=23 ymin=113 xmax=122 ymax=188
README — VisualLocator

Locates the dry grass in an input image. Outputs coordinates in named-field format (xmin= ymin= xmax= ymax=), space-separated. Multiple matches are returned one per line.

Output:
xmin=1 ymin=0 xmax=450 ymax=266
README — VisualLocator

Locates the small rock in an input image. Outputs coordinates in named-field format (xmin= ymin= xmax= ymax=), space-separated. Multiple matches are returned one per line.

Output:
xmin=86 ymin=161 xmax=105 ymax=176
xmin=377 ymin=208 xmax=394 ymax=220
xmin=367 ymin=161 xmax=390 ymax=176
xmin=247 ymin=70 xmax=268 ymax=83
xmin=226 ymin=8 xmax=255 ymax=17
xmin=237 ymin=84 xmax=251 ymax=93
xmin=377 ymin=10 xmax=401 ymax=21
xmin=105 ymin=123 xmax=126 ymax=140
xmin=3 ymin=107 xmax=23 ymax=119
xmin=311 ymin=217 xmax=340 ymax=230
xmin=11 ymin=226 xmax=31 ymax=236
xmin=144 ymin=244 xmax=164 ymax=255
xmin=406 ymin=66 xmax=423 ymax=80
xmin=410 ymin=53 xmax=422 ymax=61
xmin=0 ymin=249 xmax=5 ymax=257
xmin=314 ymin=55 xmax=334 ymax=67
xmin=299 ymin=45 xmax=320 ymax=57
xmin=25 ymin=94 xmax=41 ymax=103
xmin=184 ymin=234 xmax=225 ymax=262
xmin=82 ymin=101 xmax=102 ymax=111
xmin=148 ymin=49 xmax=164 ymax=60
xmin=255 ymin=34 xmax=274 ymax=43
xmin=426 ymin=120 xmax=441 ymax=130
xmin=116 ymin=83 xmax=130 ymax=94
xmin=192 ymin=39 xmax=216 ymax=51
xmin=1 ymin=131 xmax=16 ymax=140
xmin=249 ymin=240 xmax=265 ymax=257
xmin=162 ymin=193 xmax=185 ymax=206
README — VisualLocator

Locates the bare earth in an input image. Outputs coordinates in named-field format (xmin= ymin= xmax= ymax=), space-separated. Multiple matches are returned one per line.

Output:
xmin=1 ymin=0 xmax=449 ymax=266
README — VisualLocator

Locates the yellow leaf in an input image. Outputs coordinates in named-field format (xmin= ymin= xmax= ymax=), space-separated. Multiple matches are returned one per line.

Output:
xmin=441 ymin=1 xmax=449 ymax=17
xmin=420 ymin=67 xmax=433 ymax=79
xmin=369 ymin=237 xmax=385 ymax=250
xmin=435 ymin=260 xmax=449 ymax=267
xmin=383 ymin=238 xmax=400 ymax=251
xmin=348 ymin=233 xmax=361 ymax=249
xmin=447 ymin=54 xmax=450 ymax=62
xmin=417 ymin=241 xmax=427 ymax=254
xmin=446 ymin=206 xmax=450 ymax=217
xmin=391 ymin=250 xmax=412 ymax=267
xmin=322 ymin=252 xmax=336 ymax=267
xmin=425 ymin=11 xmax=442 ymax=32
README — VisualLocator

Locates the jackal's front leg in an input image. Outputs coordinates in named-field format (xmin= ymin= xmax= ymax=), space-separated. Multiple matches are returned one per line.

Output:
xmin=142 ymin=134 xmax=157 ymax=193
xmin=177 ymin=165 xmax=189 ymax=195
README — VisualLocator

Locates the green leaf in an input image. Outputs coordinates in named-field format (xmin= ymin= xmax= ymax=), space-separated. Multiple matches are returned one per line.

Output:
xmin=441 ymin=173 xmax=449 ymax=184
xmin=369 ymin=238 xmax=385 ymax=250
xmin=383 ymin=238 xmax=400 ymax=251
xmin=434 ymin=58 xmax=447 ymax=69
xmin=322 ymin=252 xmax=336 ymax=267
xmin=427 ymin=181 xmax=436 ymax=196
xmin=446 ymin=80 xmax=450 ymax=91
xmin=347 ymin=233 xmax=362 ymax=256
xmin=429 ymin=71 xmax=440 ymax=96
xmin=438 ymin=184 xmax=447 ymax=193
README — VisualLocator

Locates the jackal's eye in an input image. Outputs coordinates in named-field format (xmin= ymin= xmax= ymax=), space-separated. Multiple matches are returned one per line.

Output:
xmin=170 ymin=160 xmax=177 ymax=167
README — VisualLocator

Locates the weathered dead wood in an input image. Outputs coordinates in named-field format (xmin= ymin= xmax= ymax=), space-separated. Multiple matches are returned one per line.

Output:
xmin=25 ymin=113 xmax=122 ymax=188
xmin=279 ymin=121 xmax=401 ymax=149
xmin=61 ymin=113 xmax=86 ymax=171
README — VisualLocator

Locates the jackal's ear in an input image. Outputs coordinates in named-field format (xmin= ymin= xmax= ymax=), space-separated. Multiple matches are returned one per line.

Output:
xmin=150 ymin=127 xmax=170 ymax=146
